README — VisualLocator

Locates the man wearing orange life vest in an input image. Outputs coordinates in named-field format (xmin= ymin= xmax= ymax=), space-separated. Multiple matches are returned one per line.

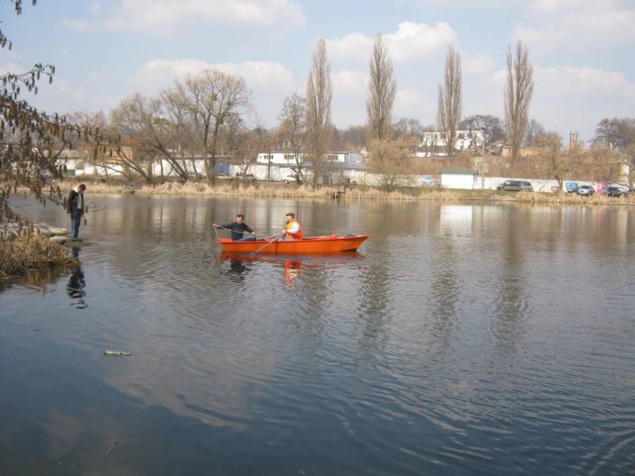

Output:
xmin=282 ymin=212 xmax=303 ymax=240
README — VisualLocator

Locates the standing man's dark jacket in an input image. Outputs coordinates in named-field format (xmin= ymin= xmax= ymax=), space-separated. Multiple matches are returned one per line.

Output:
xmin=67 ymin=188 xmax=85 ymax=217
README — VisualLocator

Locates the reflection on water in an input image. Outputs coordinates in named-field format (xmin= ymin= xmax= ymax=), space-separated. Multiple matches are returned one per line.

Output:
xmin=1 ymin=197 xmax=635 ymax=475
xmin=226 ymin=257 xmax=250 ymax=283
xmin=66 ymin=266 xmax=87 ymax=309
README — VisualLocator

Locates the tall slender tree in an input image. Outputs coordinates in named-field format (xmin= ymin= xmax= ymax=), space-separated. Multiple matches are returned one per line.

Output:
xmin=504 ymin=40 xmax=534 ymax=162
xmin=305 ymin=38 xmax=333 ymax=185
xmin=437 ymin=46 xmax=462 ymax=158
xmin=366 ymin=34 xmax=396 ymax=143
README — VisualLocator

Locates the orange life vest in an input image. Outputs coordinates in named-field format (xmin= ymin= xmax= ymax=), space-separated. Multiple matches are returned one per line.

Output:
xmin=284 ymin=219 xmax=303 ymax=240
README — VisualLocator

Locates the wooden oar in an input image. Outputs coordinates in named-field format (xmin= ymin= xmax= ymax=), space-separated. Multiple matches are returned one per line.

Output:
xmin=250 ymin=232 xmax=284 ymax=256
xmin=215 ymin=226 xmax=261 ymax=235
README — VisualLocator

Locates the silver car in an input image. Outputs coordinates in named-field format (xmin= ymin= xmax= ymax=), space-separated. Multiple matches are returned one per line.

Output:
xmin=496 ymin=180 xmax=533 ymax=192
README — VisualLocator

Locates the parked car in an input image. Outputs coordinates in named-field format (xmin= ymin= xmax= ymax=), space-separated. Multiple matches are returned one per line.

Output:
xmin=284 ymin=174 xmax=302 ymax=184
xmin=564 ymin=181 xmax=578 ymax=193
xmin=496 ymin=180 xmax=533 ymax=192
xmin=236 ymin=173 xmax=257 ymax=182
xmin=577 ymin=185 xmax=595 ymax=196
xmin=421 ymin=175 xmax=440 ymax=188
xmin=606 ymin=186 xmax=630 ymax=198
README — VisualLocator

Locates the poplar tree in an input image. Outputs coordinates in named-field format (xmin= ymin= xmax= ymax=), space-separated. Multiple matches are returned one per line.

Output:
xmin=305 ymin=38 xmax=332 ymax=186
xmin=504 ymin=41 xmax=534 ymax=163
xmin=437 ymin=46 xmax=462 ymax=158
xmin=366 ymin=34 xmax=396 ymax=143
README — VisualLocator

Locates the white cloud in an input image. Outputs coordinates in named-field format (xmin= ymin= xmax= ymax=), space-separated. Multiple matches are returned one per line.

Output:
xmin=387 ymin=22 xmax=458 ymax=63
xmin=131 ymin=59 xmax=297 ymax=125
xmin=101 ymin=0 xmax=305 ymax=33
xmin=535 ymin=66 xmax=635 ymax=98
xmin=463 ymin=54 xmax=496 ymax=76
xmin=325 ymin=22 xmax=458 ymax=66
xmin=133 ymin=59 xmax=295 ymax=92
xmin=517 ymin=1 xmax=635 ymax=52
xmin=403 ymin=0 xmax=523 ymax=8
xmin=394 ymin=88 xmax=435 ymax=122
xmin=325 ymin=33 xmax=375 ymax=63
xmin=332 ymin=69 xmax=366 ymax=93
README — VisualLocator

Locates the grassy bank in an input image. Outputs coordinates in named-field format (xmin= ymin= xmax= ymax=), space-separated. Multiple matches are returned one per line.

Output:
xmin=78 ymin=180 xmax=634 ymax=205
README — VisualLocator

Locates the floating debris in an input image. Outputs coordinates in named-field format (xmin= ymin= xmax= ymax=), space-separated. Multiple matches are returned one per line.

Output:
xmin=101 ymin=439 xmax=119 ymax=460
xmin=104 ymin=350 xmax=132 ymax=357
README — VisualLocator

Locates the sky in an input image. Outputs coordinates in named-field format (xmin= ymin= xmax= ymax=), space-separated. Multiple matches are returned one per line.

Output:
xmin=2 ymin=0 xmax=634 ymax=145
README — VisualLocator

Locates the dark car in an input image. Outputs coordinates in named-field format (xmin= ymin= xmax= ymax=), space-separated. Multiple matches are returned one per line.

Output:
xmin=606 ymin=186 xmax=630 ymax=198
xmin=496 ymin=180 xmax=533 ymax=192
xmin=577 ymin=185 xmax=595 ymax=196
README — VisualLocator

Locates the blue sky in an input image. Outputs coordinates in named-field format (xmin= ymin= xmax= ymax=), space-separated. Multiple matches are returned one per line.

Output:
xmin=2 ymin=0 xmax=634 ymax=144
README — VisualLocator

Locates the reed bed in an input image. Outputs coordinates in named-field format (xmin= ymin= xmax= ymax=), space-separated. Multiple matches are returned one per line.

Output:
xmin=10 ymin=179 xmax=635 ymax=204
xmin=0 ymin=231 xmax=76 ymax=279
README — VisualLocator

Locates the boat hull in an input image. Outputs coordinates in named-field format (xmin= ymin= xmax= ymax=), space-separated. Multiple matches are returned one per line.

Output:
xmin=217 ymin=234 xmax=369 ymax=254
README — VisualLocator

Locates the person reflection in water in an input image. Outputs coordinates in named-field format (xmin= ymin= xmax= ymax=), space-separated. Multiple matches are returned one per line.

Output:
xmin=228 ymin=258 xmax=249 ymax=282
xmin=284 ymin=260 xmax=303 ymax=286
xmin=66 ymin=265 xmax=87 ymax=309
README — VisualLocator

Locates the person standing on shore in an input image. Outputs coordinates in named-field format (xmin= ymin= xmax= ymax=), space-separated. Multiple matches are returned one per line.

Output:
xmin=67 ymin=183 xmax=87 ymax=242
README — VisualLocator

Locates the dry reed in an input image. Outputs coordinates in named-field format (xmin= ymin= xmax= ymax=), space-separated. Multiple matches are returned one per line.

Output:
xmin=0 ymin=232 xmax=75 ymax=279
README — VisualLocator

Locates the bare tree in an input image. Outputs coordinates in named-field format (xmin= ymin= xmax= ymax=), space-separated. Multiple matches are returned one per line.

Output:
xmin=504 ymin=40 xmax=534 ymax=162
xmin=278 ymin=93 xmax=307 ymax=181
xmin=335 ymin=125 xmax=366 ymax=150
xmin=305 ymin=38 xmax=333 ymax=186
xmin=459 ymin=114 xmax=505 ymax=153
xmin=533 ymin=132 xmax=568 ymax=188
xmin=393 ymin=117 xmax=424 ymax=138
xmin=368 ymin=135 xmax=419 ymax=191
xmin=164 ymin=69 xmax=251 ymax=183
xmin=524 ymin=119 xmax=546 ymax=147
xmin=437 ymin=46 xmax=462 ymax=158
xmin=366 ymin=34 xmax=396 ymax=143
xmin=225 ymin=119 xmax=274 ymax=182
xmin=1 ymin=1 xmax=117 ymax=213
xmin=593 ymin=117 xmax=635 ymax=149
xmin=110 ymin=93 xmax=186 ymax=182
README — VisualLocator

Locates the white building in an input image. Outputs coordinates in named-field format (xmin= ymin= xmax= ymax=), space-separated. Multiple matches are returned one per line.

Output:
xmin=417 ymin=130 xmax=485 ymax=157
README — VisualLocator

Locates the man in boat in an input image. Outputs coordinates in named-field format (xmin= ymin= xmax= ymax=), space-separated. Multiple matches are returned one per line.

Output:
xmin=281 ymin=212 xmax=303 ymax=240
xmin=213 ymin=214 xmax=256 ymax=241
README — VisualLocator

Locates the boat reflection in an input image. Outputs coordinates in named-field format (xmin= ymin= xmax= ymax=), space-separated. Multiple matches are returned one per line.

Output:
xmin=218 ymin=251 xmax=364 ymax=285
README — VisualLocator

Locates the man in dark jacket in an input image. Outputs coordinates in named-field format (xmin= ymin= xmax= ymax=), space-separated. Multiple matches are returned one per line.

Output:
xmin=67 ymin=183 xmax=86 ymax=241
xmin=213 ymin=214 xmax=256 ymax=241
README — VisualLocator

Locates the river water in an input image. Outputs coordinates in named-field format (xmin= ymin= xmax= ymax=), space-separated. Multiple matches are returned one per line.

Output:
xmin=1 ymin=195 xmax=634 ymax=475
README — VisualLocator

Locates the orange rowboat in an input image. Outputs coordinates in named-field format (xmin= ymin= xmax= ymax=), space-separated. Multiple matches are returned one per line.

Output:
xmin=217 ymin=234 xmax=369 ymax=254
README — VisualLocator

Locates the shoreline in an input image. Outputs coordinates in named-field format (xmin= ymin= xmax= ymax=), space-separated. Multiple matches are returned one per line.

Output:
xmin=1 ymin=180 xmax=632 ymax=281
xmin=70 ymin=180 xmax=634 ymax=206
